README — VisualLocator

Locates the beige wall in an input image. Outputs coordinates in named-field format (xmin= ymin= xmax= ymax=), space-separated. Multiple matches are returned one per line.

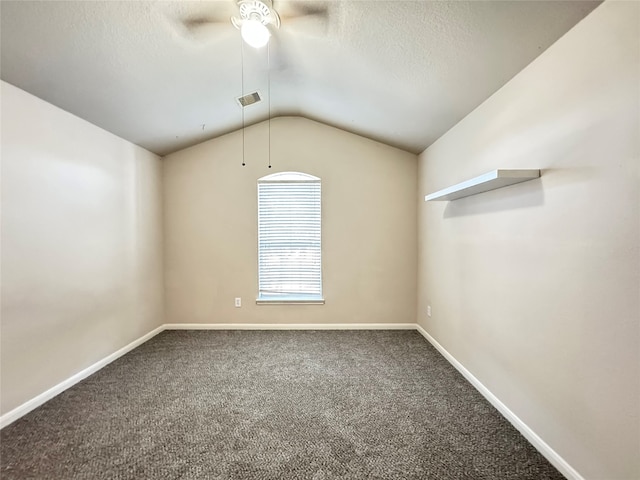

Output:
xmin=163 ymin=116 xmax=417 ymax=325
xmin=417 ymin=2 xmax=639 ymax=479
xmin=0 ymin=81 xmax=164 ymax=415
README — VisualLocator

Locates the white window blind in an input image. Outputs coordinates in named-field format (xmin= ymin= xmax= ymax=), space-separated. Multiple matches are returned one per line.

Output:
xmin=257 ymin=172 xmax=322 ymax=302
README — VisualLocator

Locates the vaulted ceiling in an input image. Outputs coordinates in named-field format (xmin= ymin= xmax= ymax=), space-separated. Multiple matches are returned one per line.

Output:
xmin=1 ymin=1 xmax=600 ymax=156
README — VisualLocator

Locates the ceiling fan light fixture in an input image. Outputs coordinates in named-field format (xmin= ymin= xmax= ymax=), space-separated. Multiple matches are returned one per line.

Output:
xmin=241 ymin=19 xmax=270 ymax=48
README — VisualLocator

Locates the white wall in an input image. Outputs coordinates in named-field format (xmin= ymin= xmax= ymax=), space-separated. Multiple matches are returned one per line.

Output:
xmin=163 ymin=116 xmax=417 ymax=326
xmin=0 ymin=81 xmax=165 ymax=415
xmin=417 ymin=2 xmax=639 ymax=479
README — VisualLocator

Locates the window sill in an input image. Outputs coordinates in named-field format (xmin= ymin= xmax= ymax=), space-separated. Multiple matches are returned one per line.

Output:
xmin=256 ymin=298 xmax=325 ymax=305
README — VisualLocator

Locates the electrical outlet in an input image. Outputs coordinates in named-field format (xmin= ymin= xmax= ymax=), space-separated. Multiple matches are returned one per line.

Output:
xmin=235 ymin=297 xmax=242 ymax=308
xmin=427 ymin=305 xmax=432 ymax=317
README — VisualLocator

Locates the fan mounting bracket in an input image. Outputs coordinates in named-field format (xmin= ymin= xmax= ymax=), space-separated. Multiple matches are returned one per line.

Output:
xmin=231 ymin=0 xmax=281 ymax=29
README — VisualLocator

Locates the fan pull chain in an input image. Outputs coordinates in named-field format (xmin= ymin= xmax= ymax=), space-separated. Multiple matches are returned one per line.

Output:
xmin=268 ymin=40 xmax=271 ymax=169
xmin=241 ymin=35 xmax=246 ymax=167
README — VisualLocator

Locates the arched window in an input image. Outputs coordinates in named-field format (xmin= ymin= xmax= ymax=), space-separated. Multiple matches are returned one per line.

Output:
xmin=257 ymin=172 xmax=323 ymax=303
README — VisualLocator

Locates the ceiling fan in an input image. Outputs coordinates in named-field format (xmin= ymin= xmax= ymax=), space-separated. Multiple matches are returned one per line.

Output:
xmin=180 ymin=0 xmax=329 ymax=49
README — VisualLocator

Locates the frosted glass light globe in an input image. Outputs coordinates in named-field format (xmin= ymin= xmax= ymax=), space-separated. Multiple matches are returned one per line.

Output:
xmin=241 ymin=19 xmax=270 ymax=48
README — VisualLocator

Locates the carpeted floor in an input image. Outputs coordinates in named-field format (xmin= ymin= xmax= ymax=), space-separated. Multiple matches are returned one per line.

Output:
xmin=1 ymin=330 xmax=564 ymax=479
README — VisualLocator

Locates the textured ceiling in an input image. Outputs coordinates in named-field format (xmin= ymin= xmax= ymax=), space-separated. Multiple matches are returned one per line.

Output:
xmin=0 ymin=0 xmax=600 ymax=156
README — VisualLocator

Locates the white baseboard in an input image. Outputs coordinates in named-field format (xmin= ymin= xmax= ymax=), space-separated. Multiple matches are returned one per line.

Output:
xmin=164 ymin=323 xmax=416 ymax=330
xmin=415 ymin=324 xmax=584 ymax=480
xmin=0 ymin=325 xmax=165 ymax=429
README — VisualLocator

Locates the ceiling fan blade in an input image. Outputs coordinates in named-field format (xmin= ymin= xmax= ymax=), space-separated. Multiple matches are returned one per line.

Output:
xmin=277 ymin=1 xmax=329 ymax=21
xmin=161 ymin=0 xmax=238 ymax=44
xmin=182 ymin=16 xmax=230 ymax=42
xmin=276 ymin=1 xmax=329 ymax=37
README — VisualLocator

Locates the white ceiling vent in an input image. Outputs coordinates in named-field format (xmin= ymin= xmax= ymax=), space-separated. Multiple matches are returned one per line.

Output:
xmin=237 ymin=91 xmax=262 ymax=107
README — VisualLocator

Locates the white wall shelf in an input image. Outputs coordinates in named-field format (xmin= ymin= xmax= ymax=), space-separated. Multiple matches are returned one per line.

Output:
xmin=424 ymin=169 xmax=540 ymax=202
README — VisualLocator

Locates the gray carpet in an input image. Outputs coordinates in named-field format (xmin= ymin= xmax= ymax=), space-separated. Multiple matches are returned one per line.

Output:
xmin=1 ymin=330 xmax=564 ymax=479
